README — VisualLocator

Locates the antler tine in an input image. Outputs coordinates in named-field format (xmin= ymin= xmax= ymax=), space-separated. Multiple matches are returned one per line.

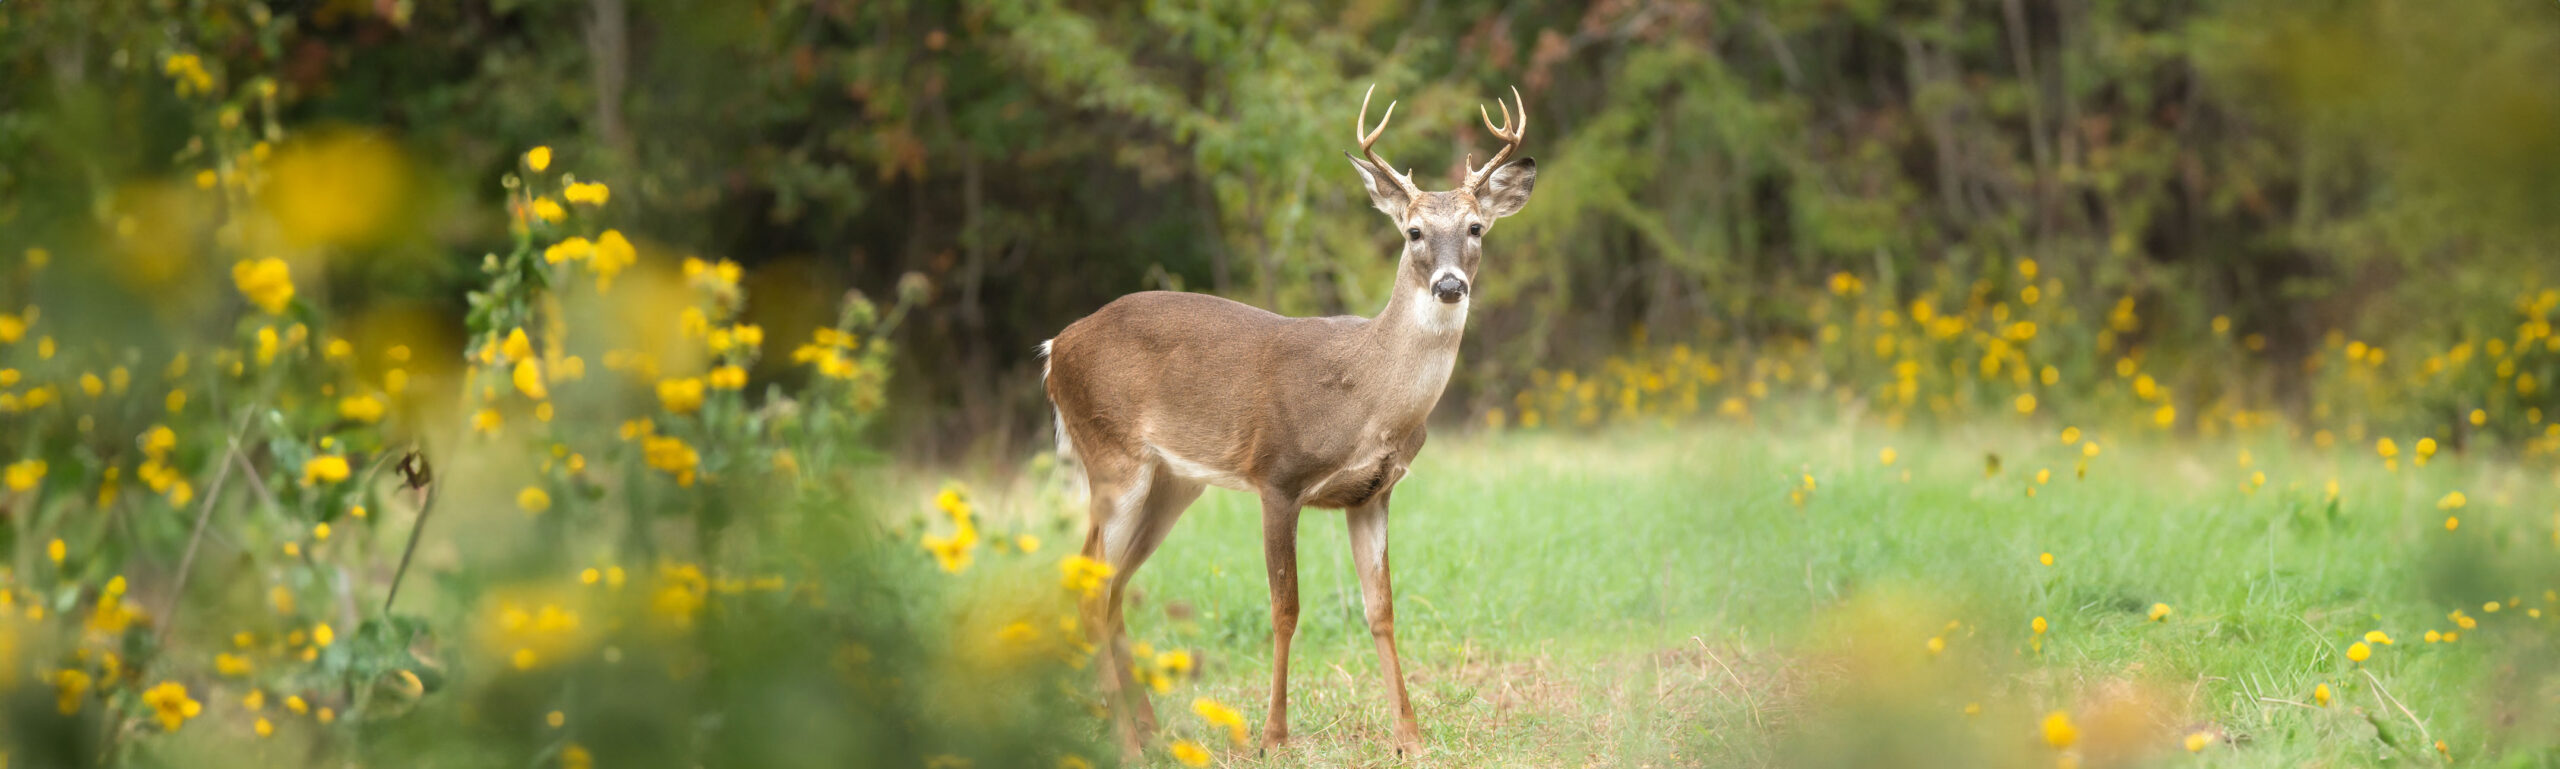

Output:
xmin=1465 ymin=85 xmax=1529 ymax=193
xmin=1356 ymin=84 xmax=1423 ymax=197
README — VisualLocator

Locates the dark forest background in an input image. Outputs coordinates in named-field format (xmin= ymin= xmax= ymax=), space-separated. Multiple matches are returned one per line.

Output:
xmin=7 ymin=0 xmax=2556 ymax=462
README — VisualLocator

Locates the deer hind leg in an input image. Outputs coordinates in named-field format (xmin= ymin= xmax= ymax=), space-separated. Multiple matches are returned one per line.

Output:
xmin=1079 ymin=455 xmax=1152 ymax=755
xmin=1083 ymin=460 xmax=1203 ymax=753
xmin=1347 ymin=491 xmax=1423 ymax=755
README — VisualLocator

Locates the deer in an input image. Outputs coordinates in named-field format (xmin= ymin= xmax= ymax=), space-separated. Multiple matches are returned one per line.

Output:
xmin=1039 ymin=84 xmax=1535 ymax=758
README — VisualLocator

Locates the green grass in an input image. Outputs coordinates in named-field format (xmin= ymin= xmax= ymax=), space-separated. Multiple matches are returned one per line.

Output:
xmin=1067 ymin=420 xmax=2559 ymax=767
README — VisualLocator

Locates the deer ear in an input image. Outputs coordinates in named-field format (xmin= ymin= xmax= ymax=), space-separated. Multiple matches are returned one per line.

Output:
xmin=1344 ymin=151 xmax=1411 ymax=218
xmin=1478 ymin=157 xmax=1536 ymax=219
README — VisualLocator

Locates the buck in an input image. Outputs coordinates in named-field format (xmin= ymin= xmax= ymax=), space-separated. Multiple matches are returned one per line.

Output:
xmin=1040 ymin=85 xmax=1535 ymax=756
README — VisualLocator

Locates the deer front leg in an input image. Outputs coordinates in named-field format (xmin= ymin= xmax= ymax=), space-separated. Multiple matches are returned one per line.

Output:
xmin=1347 ymin=495 xmax=1423 ymax=755
xmin=1257 ymin=490 xmax=1302 ymax=751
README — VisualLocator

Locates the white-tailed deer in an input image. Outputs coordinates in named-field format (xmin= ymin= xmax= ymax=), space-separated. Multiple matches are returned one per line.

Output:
xmin=1041 ymin=85 xmax=1535 ymax=757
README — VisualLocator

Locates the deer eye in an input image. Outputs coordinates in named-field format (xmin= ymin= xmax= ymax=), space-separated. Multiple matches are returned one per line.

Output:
xmin=1407 ymin=228 xmax=1422 ymax=241
xmin=1468 ymin=223 xmax=1483 ymax=237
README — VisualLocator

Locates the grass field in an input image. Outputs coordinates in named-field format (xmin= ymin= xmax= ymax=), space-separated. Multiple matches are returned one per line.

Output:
xmin=1011 ymin=420 xmax=2560 ymax=767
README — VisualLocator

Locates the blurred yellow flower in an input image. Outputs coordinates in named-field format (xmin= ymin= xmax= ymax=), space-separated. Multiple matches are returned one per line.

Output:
xmin=338 ymin=394 xmax=386 ymax=423
xmin=1194 ymin=697 xmax=1248 ymax=746
xmin=1060 ymin=555 xmax=1113 ymax=598
xmin=2376 ymin=438 xmax=2398 ymax=459
xmin=591 ymin=230 xmax=637 ymax=292
xmin=5 ymin=459 xmax=44 ymax=491
xmin=658 ymin=377 xmax=706 ymax=414
xmin=301 ymin=455 xmax=350 ymax=485
xmin=526 ymin=146 xmax=552 ymax=172
xmin=643 ymin=436 xmax=700 ymax=486
xmin=2364 ymin=630 xmax=2392 ymax=645
xmin=502 ymin=328 xmax=535 ymax=362
xmin=545 ymin=237 xmax=593 ymax=263
xmin=2041 ymin=710 xmax=2077 ymax=748
xmin=513 ymin=360 xmax=548 ymax=400
xmin=1878 ymin=447 xmax=1897 ymax=466
xmin=2313 ymin=683 xmax=2330 ymax=706
xmin=519 ymin=487 xmax=552 ymax=514
xmin=2185 ymin=732 xmax=2211 ymax=752
xmin=2346 ymin=642 xmax=2370 ymax=662
xmin=141 ymin=681 xmax=201 ymax=731
xmin=53 ymin=669 xmax=91 ymax=714
xmin=2437 ymin=492 xmax=2465 ymax=509
xmin=564 ymin=181 xmax=610 ymax=206
xmin=2059 ymin=426 xmax=2081 ymax=445
xmin=2147 ymin=603 xmax=2172 ymax=621
xmin=2444 ymin=516 xmax=2460 ymax=531
xmin=2032 ymin=616 xmax=2048 ymax=635
xmin=474 ymin=408 xmax=504 ymax=434
xmin=707 ymin=365 xmax=747 ymax=390
xmin=1169 ymin=740 xmax=1211 ymax=767
xmin=232 ymin=258 xmax=296 ymax=315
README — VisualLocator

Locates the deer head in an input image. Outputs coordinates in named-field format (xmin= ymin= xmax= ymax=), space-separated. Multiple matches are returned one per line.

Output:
xmin=1343 ymin=85 xmax=1539 ymax=309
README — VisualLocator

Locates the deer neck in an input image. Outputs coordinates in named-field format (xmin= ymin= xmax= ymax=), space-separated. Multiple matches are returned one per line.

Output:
xmin=1356 ymin=262 xmax=1467 ymax=425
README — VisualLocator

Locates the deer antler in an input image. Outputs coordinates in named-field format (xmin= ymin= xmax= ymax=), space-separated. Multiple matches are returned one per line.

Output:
xmin=1357 ymin=84 xmax=1424 ymax=199
xmin=1463 ymin=85 xmax=1527 ymax=194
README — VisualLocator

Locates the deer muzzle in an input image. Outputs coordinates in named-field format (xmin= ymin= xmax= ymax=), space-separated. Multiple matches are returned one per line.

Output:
xmin=1432 ymin=275 xmax=1468 ymax=304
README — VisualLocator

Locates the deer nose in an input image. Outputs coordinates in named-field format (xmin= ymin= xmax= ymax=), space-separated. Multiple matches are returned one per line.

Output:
xmin=1432 ymin=276 xmax=1467 ymax=303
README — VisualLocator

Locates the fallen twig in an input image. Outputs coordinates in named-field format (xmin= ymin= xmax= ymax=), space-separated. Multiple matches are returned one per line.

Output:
xmin=381 ymin=449 xmax=437 ymax=612
xmin=156 ymin=408 xmax=261 ymax=645
xmin=2362 ymin=668 xmax=2435 ymax=755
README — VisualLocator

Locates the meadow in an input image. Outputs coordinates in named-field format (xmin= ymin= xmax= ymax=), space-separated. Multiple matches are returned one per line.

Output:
xmin=1010 ymin=419 xmax=2560 ymax=767
xmin=7 ymin=1 xmax=2560 ymax=767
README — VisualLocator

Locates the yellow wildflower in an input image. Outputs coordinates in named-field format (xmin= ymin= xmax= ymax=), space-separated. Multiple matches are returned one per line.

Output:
xmin=513 ymin=360 xmax=548 ymax=400
xmin=707 ymin=365 xmax=747 ymax=390
xmin=642 ymin=435 xmax=700 ymax=486
xmin=658 ymin=377 xmax=705 ymax=414
xmin=475 ymin=408 xmax=504 ymax=434
xmin=564 ymin=181 xmax=610 ymax=206
xmin=2313 ymin=683 xmax=2331 ymax=706
xmin=502 ymin=328 xmax=534 ymax=362
xmin=2185 ymin=732 xmax=2211 ymax=752
xmin=591 ymin=230 xmax=636 ymax=292
xmin=141 ymin=681 xmax=202 ymax=731
xmin=1169 ymin=740 xmax=1211 ymax=767
xmin=232 ymin=258 xmax=296 ymax=314
xmin=525 ymin=146 xmax=552 ymax=172
xmin=2437 ymin=491 xmax=2466 ymax=509
xmin=5 ymin=459 xmax=44 ymax=491
xmin=2041 ymin=711 xmax=2077 ymax=749
xmin=1060 ymin=555 xmax=1114 ymax=598
xmin=339 ymin=394 xmax=386 ymax=422
xmin=2346 ymin=642 xmax=2370 ymax=662
xmin=301 ymin=455 xmax=350 ymax=485
xmin=1193 ymin=697 xmax=1248 ymax=746
xmin=518 ymin=486 xmax=552 ymax=514
xmin=530 ymin=197 xmax=566 ymax=223
xmin=53 ymin=669 xmax=91 ymax=714
xmin=2147 ymin=603 xmax=2172 ymax=621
